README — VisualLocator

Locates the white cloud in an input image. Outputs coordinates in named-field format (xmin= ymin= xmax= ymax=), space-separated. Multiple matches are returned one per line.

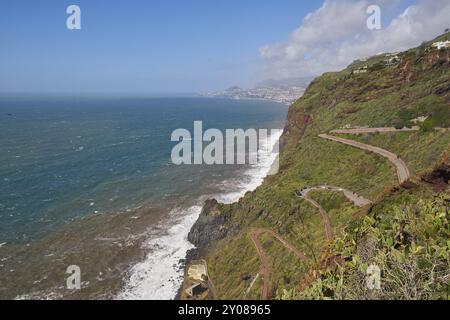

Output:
xmin=259 ymin=0 xmax=450 ymax=79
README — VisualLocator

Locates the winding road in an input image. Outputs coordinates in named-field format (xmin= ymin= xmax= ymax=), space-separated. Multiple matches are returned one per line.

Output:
xmin=330 ymin=126 xmax=449 ymax=135
xmin=319 ymin=133 xmax=411 ymax=184
xmin=299 ymin=186 xmax=372 ymax=207
xmin=303 ymin=192 xmax=334 ymax=242
xmin=249 ymin=185 xmax=371 ymax=299
xmin=247 ymin=127 xmax=415 ymax=300
xmin=330 ymin=126 xmax=420 ymax=135
xmin=296 ymin=186 xmax=372 ymax=242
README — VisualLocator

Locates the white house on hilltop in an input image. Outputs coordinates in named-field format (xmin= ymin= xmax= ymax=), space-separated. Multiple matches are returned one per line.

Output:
xmin=432 ymin=40 xmax=450 ymax=50
xmin=353 ymin=65 xmax=368 ymax=74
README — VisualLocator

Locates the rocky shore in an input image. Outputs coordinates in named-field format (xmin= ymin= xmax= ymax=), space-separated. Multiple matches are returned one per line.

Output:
xmin=175 ymin=199 xmax=232 ymax=299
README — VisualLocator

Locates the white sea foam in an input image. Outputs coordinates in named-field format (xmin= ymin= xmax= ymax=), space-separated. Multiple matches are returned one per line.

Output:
xmin=215 ymin=129 xmax=282 ymax=204
xmin=117 ymin=206 xmax=201 ymax=300
xmin=117 ymin=130 xmax=283 ymax=300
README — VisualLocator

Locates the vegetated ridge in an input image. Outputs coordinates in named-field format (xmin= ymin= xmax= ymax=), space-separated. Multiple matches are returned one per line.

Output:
xmin=182 ymin=32 xmax=450 ymax=300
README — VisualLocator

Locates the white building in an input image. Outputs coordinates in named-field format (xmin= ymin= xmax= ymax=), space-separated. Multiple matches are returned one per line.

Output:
xmin=432 ymin=40 xmax=450 ymax=50
xmin=385 ymin=55 xmax=400 ymax=67
xmin=353 ymin=65 xmax=368 ymax=74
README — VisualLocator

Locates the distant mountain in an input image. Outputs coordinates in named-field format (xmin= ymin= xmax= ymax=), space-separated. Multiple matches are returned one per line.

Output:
xmin=224 ymin=86 xmax=244 ymax=93
xmin=256 ymin=76 xmax=315 ymax=89
xmin=201 ymin=78 xmax=312 ymax=105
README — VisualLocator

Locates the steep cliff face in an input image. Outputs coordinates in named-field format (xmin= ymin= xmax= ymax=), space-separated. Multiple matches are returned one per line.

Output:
xmin=184 ymin=33 xmax=450 ymax=300
xmin=188 ymin=200 xmax=230 ymax=247
xmin=279 ymin=106 xmax=312 ymax=151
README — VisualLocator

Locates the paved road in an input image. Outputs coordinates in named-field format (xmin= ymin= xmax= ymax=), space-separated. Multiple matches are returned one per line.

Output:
xmin=249 ymin=228 xmax=307 ymax=300
xmin=319 ymin=134 xmax=411 ymax=184
xmin=331 ymin=126 xmax=449 ymax=135
xmin=299 ymin=186 xmax=372 ymax=207
xmin=331 ymin=127 xmax=420 ymax=135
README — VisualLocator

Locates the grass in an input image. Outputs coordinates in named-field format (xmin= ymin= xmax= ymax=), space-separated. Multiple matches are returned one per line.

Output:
xmin=282 ymin=188 xmax=450 ymax=300
xmin=206 ymin=234 xmax=260 ymax=300
xmin=337 ymin=131 xmax=450 ymax=176
xmin=260 ymin=233 xmax=310 ymax=297
xmin=309 ymin=190 xmax=360 ymax=239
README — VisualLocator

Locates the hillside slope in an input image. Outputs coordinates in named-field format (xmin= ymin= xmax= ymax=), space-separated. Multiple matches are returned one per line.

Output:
xmin=183 ymin=33 xmax=450 ymax=300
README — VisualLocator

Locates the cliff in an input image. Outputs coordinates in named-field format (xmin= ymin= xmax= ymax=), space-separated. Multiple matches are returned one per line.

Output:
xmin=183 ymin=33 xmax=450 ymax=300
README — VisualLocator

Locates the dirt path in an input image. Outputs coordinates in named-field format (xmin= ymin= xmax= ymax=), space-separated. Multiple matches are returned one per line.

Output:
xmin=319 ymin=134 xmax=411 ymax=184
xmin=249 ymin=230 xmax=270 ymax=300
xmin=249 ymin=185 xmax=370 ymax=299
xmin=249 ymin=228 xmax=307 ymax=300
xmin=303 ymin=193 xmax=334 ymax=242
xmin=297 ymin=186 xmax=372 ymax=242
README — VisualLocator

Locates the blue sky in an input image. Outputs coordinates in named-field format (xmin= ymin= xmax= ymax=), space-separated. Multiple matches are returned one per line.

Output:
xmin=1 ymin=0 xmax=446 ymax=95
xmin=0 ymin=0 xmax=321 ymax=94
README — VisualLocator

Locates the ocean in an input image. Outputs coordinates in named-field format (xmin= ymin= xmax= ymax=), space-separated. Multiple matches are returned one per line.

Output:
xmin=0 ymin=96 xmax=287 ymax=299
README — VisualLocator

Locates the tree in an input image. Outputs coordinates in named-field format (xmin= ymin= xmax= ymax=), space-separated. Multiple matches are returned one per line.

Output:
xmin=393 ymin=119 xmax=406 ymax=130
xmin=445 ymin=28 xmax=450 ymax=33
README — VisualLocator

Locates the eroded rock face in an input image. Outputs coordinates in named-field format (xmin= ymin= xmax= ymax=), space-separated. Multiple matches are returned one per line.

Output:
xmin=422 ymin=154 xmax=450 ymax=192
xmin=279 ymin=107 xmax=311 ymax=152
xmin=188 ymin=199 xmax=230 ymax=247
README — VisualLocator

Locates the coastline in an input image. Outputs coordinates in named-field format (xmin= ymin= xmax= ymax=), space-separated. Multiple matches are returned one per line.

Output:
xmin=198 ymin=95 xmax=294 ymax=106
xmin=174 ymin=130 xmax=284 ymax=300
xmin=116 ymin=130 xmax=283 ymax=300
xmin=0 ymin=97 xmax=287 ymax=300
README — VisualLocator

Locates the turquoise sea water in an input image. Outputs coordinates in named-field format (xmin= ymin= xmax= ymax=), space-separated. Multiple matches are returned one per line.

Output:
xmin=0 ymin=96 xmax=287 ymax=299
xmin=0 ymin=96 xmax=287 ymax=244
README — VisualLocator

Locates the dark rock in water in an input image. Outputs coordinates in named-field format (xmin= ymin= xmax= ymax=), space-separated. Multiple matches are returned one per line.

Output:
xmin=188 ymin=199 xmax=230 ymax=248
xmin=176 ymin=199 xmax=235 ymax=300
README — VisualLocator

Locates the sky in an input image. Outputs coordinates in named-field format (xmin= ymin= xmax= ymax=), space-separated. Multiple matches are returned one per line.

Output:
xmin=0 ymin=0 xmax=449 ymax=94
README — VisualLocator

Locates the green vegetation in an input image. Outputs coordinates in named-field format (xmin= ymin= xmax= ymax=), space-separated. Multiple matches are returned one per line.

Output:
xmin=260 ymin=233 xmax=309 ymax=296
xmin=337 ymin=131 xmax=450 ymax=176
xmin=194 ymin=33 xmax=450 ymax=300
xmin=206 ymin=234 xmax=260 ymax=300
xmin=309 ymin=190 xmax=360 ymax=238
xmin=281 ymin=190 xmax=450 ymax=300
